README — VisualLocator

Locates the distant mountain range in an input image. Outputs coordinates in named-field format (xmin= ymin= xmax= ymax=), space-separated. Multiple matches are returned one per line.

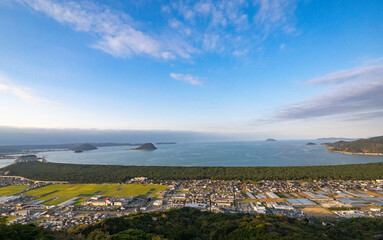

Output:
xmin=0 ymin=142 xmax=144 ymax=155
xmin=317 ymin=137 xmax=356 ymax=141
xmin=324 ymin=136 xmax=383 ymax=155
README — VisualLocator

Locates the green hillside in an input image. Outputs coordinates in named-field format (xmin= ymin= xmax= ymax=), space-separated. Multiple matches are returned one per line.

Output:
xmin=2 ymin=208 xmax=383 ymax=239
xmin=325 ymin=136 xmax=383 ymax=154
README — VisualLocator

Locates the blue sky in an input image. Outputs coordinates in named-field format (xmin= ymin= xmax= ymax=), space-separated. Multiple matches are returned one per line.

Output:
xmin=0 ymin=0 xmax=382 ymax=140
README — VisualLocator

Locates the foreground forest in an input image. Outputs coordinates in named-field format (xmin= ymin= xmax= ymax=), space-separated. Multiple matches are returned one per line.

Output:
xmin=2 ymin=161 xmax=383 ymax=183
xmin=1 ymin=208 xmax=383 ymax=240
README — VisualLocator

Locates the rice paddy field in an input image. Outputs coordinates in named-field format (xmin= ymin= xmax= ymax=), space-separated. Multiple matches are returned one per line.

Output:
xmin=23 ymin=184 xmax=167 ymax=206
xmin=0 ymin=185 xmax=28 ymax=196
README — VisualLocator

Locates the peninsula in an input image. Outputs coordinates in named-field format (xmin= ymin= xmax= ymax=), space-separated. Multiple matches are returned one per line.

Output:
xmin=324 ymin=136 xmax=383 ymax=155
xmin=317 ymin=137 xmax=355 ymax=141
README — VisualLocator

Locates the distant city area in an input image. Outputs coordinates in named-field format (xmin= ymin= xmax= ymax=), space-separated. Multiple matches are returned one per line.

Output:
xmin=1 ymin=175 xmax=383 ymax=230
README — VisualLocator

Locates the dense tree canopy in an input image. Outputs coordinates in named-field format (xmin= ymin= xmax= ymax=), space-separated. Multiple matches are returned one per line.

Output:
xmin=1 ymin=209 xmax=383 ymax=239
xmin=2 ymin=161 xmax=383 ymax=183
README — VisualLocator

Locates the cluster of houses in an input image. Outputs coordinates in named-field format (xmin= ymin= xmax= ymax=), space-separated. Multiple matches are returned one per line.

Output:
xmin=1 ymin=177 xmax=383 ymax=230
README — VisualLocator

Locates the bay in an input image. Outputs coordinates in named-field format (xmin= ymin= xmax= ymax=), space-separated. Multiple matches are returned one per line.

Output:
xmin=21 ymin=140 xmax=383 ymax=167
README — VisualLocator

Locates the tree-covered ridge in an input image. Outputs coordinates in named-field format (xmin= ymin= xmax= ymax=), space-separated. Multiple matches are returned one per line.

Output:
xmin=2 ymin=161 xmax=383 ymax=183
xmin=325 ymin=136 xmax=383 ymax=154
xmin=0 ymin=217 xmax=64 ymax=240
xmin=61 ymin=208 xmax=383 ymax=239
xmin=1 ymin=208 xmax=383 ymax=239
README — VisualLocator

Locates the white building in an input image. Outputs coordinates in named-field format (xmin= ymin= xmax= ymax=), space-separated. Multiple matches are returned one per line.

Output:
xmin=153 ymin=200 xmax=163 ymax=206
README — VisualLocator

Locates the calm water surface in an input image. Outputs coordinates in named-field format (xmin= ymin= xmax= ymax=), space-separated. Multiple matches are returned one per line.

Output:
xmin=0 ymin=140 xmax=375 ymax=167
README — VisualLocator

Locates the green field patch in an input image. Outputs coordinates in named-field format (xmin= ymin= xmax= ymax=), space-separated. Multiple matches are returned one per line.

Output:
xmin=74 ymin=197 xmax=87 ymax=206
xmin=78 ymin=193 xmax=94 ymax=197
xmin=0 ymin=185 xmax=28 ymax=196
xmin=36 ymin=195 xmax=55 ymax=202
xmin=40 ymin=190 xmax=60 ymax=197
xmin=44 ymin=197 xmax=71 ymax=205
xmin=144 ymin=188 xmax=156 ymax=196
xmin=23 ymin=184 xmax=168 ymax=205
xmin=275 ymin=192 xmax=287 ymax=198
xmin=24 ymin=184 xmax=69 ymax=197
xmin=35 ymin=197 xmax=52 ymax=204
xmin=6 ymin=216 xmax=20 ymax=222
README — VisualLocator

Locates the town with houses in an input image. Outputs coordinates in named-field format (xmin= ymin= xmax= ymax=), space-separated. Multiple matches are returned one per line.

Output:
xmin=1 ymin=175 xmax=383 ymax=231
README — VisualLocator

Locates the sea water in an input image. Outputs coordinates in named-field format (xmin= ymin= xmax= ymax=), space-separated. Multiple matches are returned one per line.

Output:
xmin=9 ymin=140 xmax=380 ymax=167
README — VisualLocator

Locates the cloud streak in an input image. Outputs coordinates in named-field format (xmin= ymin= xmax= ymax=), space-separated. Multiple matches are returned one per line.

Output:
xmin=307 ymin=64 xmax=383 ymax=85
xmin=250 ymin=61 xmax=383 ymax=125
xmin=170 ymin=73 xmax=203 ymax=86
xmin=257 ymin=61 xmax=383 ymax=123
xmin=0 ymin=72 xmax=53 ymax=105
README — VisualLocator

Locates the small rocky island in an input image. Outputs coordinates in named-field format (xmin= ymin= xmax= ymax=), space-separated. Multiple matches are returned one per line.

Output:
xmin=265 ymin=138 xmax=277 ymax=142
xmin=70 ymin=143 xmax=98 ymax=153
xmin=306 ymin=142 xmax=316 ymax=146
xmin=131 ymin=143 xmax=157 ymax=151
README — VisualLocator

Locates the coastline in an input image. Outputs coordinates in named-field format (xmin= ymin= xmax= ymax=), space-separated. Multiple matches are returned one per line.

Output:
xmin=326 ymin=149 xmax=383 ymax=156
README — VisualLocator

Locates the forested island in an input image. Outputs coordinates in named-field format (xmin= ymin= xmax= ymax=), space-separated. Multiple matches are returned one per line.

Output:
xmin=2 ymin=161 xmax=383 ymax=183
xmin=131 ymin=143 xmax=157 ymax=151
xmin=324 ymin=136 xmax=383 ymax=155
xmin=69 ymin=143 xmax=97 ymax=152
xmin=1 ymin=208 xmax=383 ymax=240
xmin=265 ymin=138 xmax=277 ymax=141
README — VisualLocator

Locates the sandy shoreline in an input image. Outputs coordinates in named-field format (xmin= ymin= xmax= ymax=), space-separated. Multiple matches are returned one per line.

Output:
xmin=326 ymin=150 xmax=383 ymax=156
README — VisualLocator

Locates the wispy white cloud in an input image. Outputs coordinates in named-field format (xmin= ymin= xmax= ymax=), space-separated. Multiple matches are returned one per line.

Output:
xmin=17 ymin=0 xmax=196 ymax=59
xmin=164 ymin=0 xmax=297 ymax=55
xmin=170 ymin=73 xmax=203 ymax=86
xmin=0 ymin=72 xmax=53 ymax=105
xmin=254 ymin=0 xmax=297 ymax=33
xmin=271 ymin=61 xmax=383 ymax=121
xmin=16 ymin=0 xmax=297 ymax=59
xmin=307 ymin=64 xmax=383 ymax=85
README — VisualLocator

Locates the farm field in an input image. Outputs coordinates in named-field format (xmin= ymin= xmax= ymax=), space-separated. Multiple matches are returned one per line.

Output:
xmin=0 ymin=185 xmax=28 ymax=196
xmin=23 ymin=184 xmax=167 ymax=205
xmin=302 ymin=207 xmax=336 ymax=218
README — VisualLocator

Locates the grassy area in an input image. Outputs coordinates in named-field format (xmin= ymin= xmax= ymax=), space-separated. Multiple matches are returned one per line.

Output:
xmin=0 ymin=185 xmax=28 ymax=196
xmin=275 ymin=192 xmax=287 ymax=198
xmin=6 ymin=216 xmax=20 ymax=222
xmin=44 ymin=197 xmax=72 ymax=205
xmin=74 ymin=197 xmax=88 ymax=206
xmin=24 ymin=184 xmax=167 ymax=205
